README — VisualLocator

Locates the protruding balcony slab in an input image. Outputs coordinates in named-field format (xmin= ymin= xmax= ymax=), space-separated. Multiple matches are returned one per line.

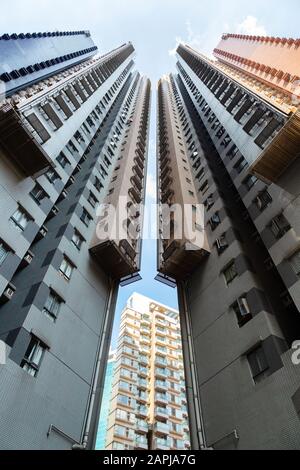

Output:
xmin=89 ymin=238 xmax=138 ymax=280
xmin=251 ymin=111 xmax=300 ymax=182
xmin=0 ymin=105 xmax=53 ymax=176
xmin=159 ymin=240 xmax=209 ymax=281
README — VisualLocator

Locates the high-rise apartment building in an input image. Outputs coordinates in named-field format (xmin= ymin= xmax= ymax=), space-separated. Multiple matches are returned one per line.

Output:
xmin=105 ymin=293 xmax=190 ymax=450
xmin=0 ymin=31 xmax=150 ymax=449
xmin=96 ymin=350 xmax=116 ymax=450
xmin=157 ymin=35 xmax=300 ymax=450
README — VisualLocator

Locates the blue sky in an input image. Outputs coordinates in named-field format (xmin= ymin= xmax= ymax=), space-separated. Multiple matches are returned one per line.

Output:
xmin=2 ymin=0 xmax=299 ymax=347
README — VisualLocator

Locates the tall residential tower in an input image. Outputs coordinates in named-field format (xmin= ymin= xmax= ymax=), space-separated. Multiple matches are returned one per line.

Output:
xmin=0 ymin=31 xmax=150 ymax=449
xmin=157 ymin=35 xmax=300 ymax=450
xmin=105 ymin=293 xmax=190 ymax=450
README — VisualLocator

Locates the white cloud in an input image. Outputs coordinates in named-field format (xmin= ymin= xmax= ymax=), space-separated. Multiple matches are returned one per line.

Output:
xmin=168 ymin=20 xmax=203 ymax=56
xmin=146 ymin=173 xmax=156 ymax=201
xmin=169 ymin=35 xmax=184 ymax=56
xmin=236 ymin=16 xmax=267 ymax=36
xmin=168 ymin=19 xmax=228 ymax=59
xmin=168 ymin=15 xmax=267 ymax=60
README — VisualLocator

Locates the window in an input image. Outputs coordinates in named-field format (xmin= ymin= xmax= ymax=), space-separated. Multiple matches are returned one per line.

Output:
xmin=243 ymin=174 xmax=257 ymax=190
xmin=204 ymin=195 xmax=214 ymax=210
xmin=269 ymin=214 xmax=291 ymax=239
xmin=21 ymin=337 xmax=46 ymax=377
xmin=234 ymin=157 xmax=248 ymax=174
xmin=72 ymin=230 xmax=84 ymax=251
xmin=43 ymin=290 xmax=62 ymax=322
xmin=0 ymin=239 xmax=11 ymax=266
xmin=289 ymin=250 xmax=300 ymax=276
xmin=215 ymin=234 xmax=228 ymax=254
xmin=114 ymin=425 xmax=134 ymax=440
xmin=94 ymin=176 xmax=103 ymax=192
xmin=80 ymin=208 xmax=92 ymax=227
xmin=117 ymin=394 xmax=135 ymax=407
xmin=223 ymin=261 xmax=238 ymax=285
xmin=57 ymin=152 xmax=70 ymax=169
xmin=10 ymin=206 xmax=32 ymax=232
xmin=232 ymin=297 xmax=252 ymax=327
xmin=209 ymin=212 xmax=221 ymax=231
xmin=30 ymin=183 xmax=48 ymax=205
xmin=247 ymin=346 xmax=269 ymax=384
xmin=200 ymin=180 xmax=209 ymax=195
xmin=254 ymin=189 xmax=272 ymax=211
xmin=59 ymin=257 xmax=75 ymax=281
xmin=88 ymin=191 xmax=99 ymax=209
xmin=226 ymin=144 xmax=238 ymax=160
xmin=188 ymin=190 xmax=194 ymax=197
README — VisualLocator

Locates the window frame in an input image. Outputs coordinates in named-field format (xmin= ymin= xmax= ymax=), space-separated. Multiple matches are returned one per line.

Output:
xmin=21 ymin=336 xmax=47 ymax=377
xmin=10 ymin=206 xmax=32 ymax=232
xmin=59 ymin=256 xmax=75 ymax=281
xmin=223 ymin=260 xmax=238 ymax=285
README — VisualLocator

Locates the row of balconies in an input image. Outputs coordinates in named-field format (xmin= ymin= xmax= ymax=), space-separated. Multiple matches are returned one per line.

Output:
xmin=178 ymin=45 xmax=300 ymax=182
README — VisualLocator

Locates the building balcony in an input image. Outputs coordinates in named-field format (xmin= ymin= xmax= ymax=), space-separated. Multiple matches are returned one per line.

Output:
xmin=136 ymin=420 xmax=149 ymax=433
xmin=171 ymin=440 xmax=186 ymax=450
xmin=140 ymin=336 xmax=151 ymax=345
xmin=138 ymin=367 xmax=149 ymax=378
xmin=160 ymin=164 xmax=171 ymax=181
xmin=250 ymin=111 xmax=300 ymax=182
xmin=0 ymin=105 xmax=53 ymax=176
xmin=133 ymin=163 xmax=144 ymax=180
xmin=155 ymin=336 xmax=167 ymax=346
xmin=161 ymin=175 xmax=173 ymax=192
xmin=134 ymin=154 xmax=144 ymax=171
xmin=136 ymin=406 xmax=148 ymax=418
xmin=140 ymin=346 xmax=150 ymax=356
xmin=140 ymin=316 xmax=151 ymax=326
xmin=154 ymin=421 xmax=170 ymax=435
xmin=121 ymin=335 xmax=139 ymax=348
xmin=135 ymin=436 xmax=148 ymax=450
xmin=138 ymin=379 xmax=148 ymax=389
xmin=128 ymin=186 xmax=142 ymax=204
xmin=155 ymin=393 xmax=168 ymax=405
xmin=114 ymin=430 xmax=135 ymax=442
xmin=159 ymin=239 xmax=209 ymax=281
xmin=161 ymin=188 xmax=174 ymax=204
xmin=131 ymin=174 xmax=143 ymax=192
xmin=137 ymin=392 xmax=148 ymax=403
xmin=121 ymin=348 xmax=138 ymax=359
xmin=155 ymin=368 xmax=168 ymax=379
xmin=154 ymin=407 xmax=169 ymax=420
xmin=139 ymin=354 xmax=149 ymax=366
xmin=155 ymin=381 xmax=168 ymax=392
xmin=140 ymin=329 xmax=150 ymax=337
xmin=153 ymin=438 xmax=170 ymax=450
xmin=167 ymin=359 xmax=179 ymax=370
xmin=89 ymin=238 xmax=138 ymax=281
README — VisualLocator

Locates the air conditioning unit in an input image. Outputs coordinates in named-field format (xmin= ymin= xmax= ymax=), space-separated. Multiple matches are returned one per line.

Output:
xmin=4 ymin=284 xmax=16 ymax=301
xmin=51 ymin=205 xmax=59 ymax=216
xmin=39 ymin=225 xmax=48 ymax=238
xmin=24 ymin=251 xmax=34 ymax=264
